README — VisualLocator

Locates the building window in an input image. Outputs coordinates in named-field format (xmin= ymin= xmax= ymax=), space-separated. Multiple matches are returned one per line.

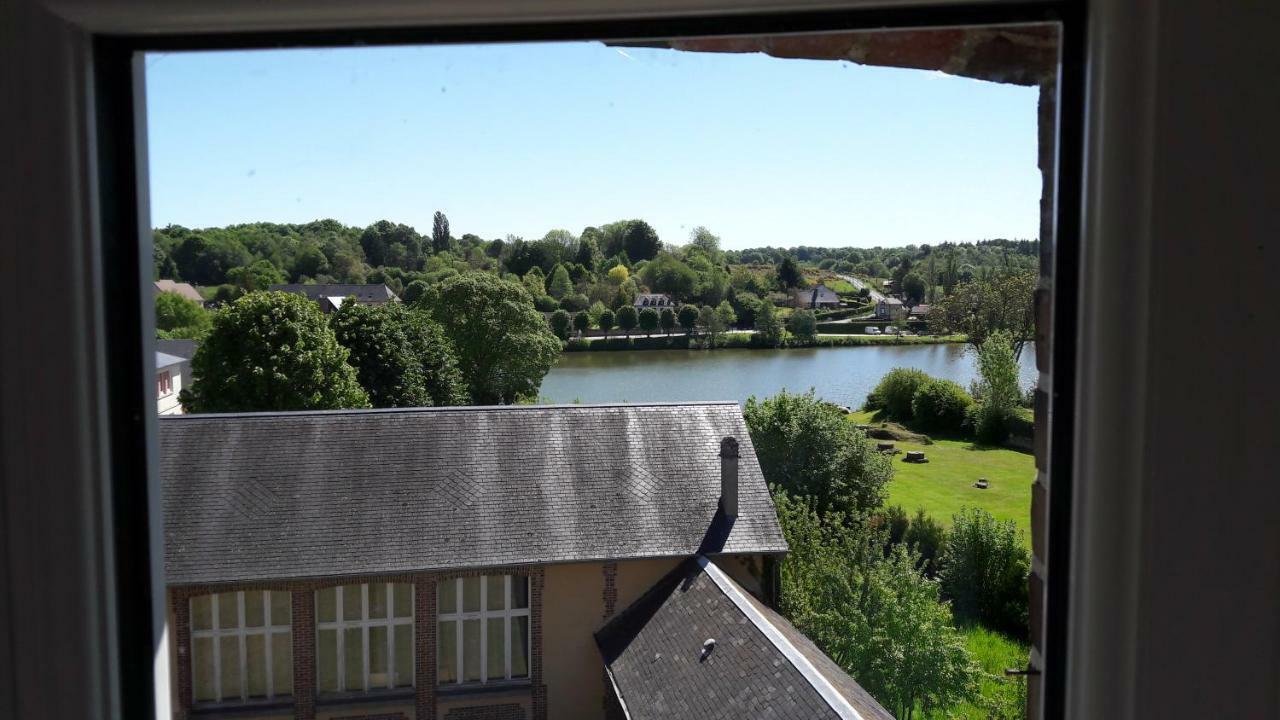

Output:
xmin=189 ymin=591 xmax=293 ymax=703
xmin=316 ymin=583 xmax=415 ymax=693
xmin=437 ymin=575 xmax=530 ymax=685
xmin=157 ymin=371 xmax=172 ymax=396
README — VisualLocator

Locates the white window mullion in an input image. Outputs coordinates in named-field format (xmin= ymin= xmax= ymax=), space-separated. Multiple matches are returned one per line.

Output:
xmin=479 ymin=577 xmax=488 ymax=683
xmin=335 ymin=587 xmax=345 ymax=691
xmin=456 ymin=580 xmax=463 ymax=684
xmin=504 ymin=576 xmax=512 ymax=680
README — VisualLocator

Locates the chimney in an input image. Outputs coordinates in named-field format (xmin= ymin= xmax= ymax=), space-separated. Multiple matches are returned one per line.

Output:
xmin=720 ymin=436 xmax=739 ymax=518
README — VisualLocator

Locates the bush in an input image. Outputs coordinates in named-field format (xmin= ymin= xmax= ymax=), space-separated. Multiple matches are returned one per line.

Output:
xmin=868 ymin=368 xmax=932 ymax=420
xmin=533 ymin=295 xmax=559 ymax=312
xmin=904 ymin=509 xmax=946 ymax=578
xmin=939 ymin=508 xmax=1030 ymax=637
xmin=559 ymin=293 xmax=589 ymax=312
xmin=911 ymin=379 xmax=974 ymax=433
xmin=879 ymin=505 xmax=910 ymax=547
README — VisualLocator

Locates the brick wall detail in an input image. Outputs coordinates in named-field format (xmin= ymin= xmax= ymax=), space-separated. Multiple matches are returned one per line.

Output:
xmin=443 ymin=704 xmax=526 ymax=720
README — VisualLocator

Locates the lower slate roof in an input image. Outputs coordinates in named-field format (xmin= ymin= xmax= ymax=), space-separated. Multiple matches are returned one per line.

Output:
xmin=596 ymin=557 xmax=894 ymax=720
xmin=160 ymin=402 xmax=788 ymax=585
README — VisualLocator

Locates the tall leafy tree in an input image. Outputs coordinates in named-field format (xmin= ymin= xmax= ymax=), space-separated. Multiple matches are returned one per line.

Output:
xmin=776 ymin=493 xmax=978 ymax=720
xmin=777 ymin=255 xmax=803 ymax=289
xmin=752 ymin=298 xmax=783 ymax=345
xmin=330 ymin=302 xmax=467 ymax=408
xmin=597 ymin=309 xmax=615 ymax=339
xmin=432 ymin=211 xmax=451 ymax=254
xmin=421 ymin=273 xmax=561 ymax=404
xmin=155 ymin=291 xmax=211 ymax=339
xmin=574 ymin=231 xmax=599 ymax=270
xmin=572 ymin=311 xmax=590 ymax=337
xmin=546 ymin=264 xmax=574 ymax=299
xmin=688 ymin=226 xmax=722 ymax=260
xmin=361 ymin=220 xmax=422 ymax=271
xmin=902 ymin=272 xmax=927 ymax=308
xmin=744 ymin=389 xmax=892 ymax=516
xmin=226 ymin=259 xmax=285 ymax=293
xmin=697 ymin=305 xmax=727 ymax=346
xmin=677 ymin=304 xmax=699 ymax=335
xmin=619 ymin=219 xmax=661 ymax=262
xmin=180 ymin=291 xmax=370 ymax=412
xmin=615 ymin=305 xmax=639 ymax=337
xmin=787 ymin=309 xmax=818 ymax=344
xmin=639 ymin=253 xmax=698 ymax=300
xmin=939 ymin=508 xmax=1030 ymax=637
xmin=930 ymin=271 xmax=1035 ymax=358
xmin=549 ymin=309 xmax=572 ymax=341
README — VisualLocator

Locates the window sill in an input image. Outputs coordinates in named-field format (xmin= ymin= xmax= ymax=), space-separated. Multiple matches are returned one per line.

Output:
xmin=316 ymin=688 xmax=415 ymax=706
xmin=191 ymin=698 xmax=293 ymax=716
xmin=435 ymin=680 xmax=532 ymax=698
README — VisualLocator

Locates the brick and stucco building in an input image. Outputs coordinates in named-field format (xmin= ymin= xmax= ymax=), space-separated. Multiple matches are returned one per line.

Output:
xmin=160 ymin=403 xmax=889 ymax=720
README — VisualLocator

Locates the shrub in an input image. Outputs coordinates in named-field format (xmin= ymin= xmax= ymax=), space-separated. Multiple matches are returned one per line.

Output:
xmin=904 ymin=509 xmax=946 ymax=578
xmin=911 ymin=379 xmax=974 ymax=433
xmin=558 ymin=293 xmax=589 ymax=312
xmin=533 ymin=295 xmax=559 ymax=312
xmin=880 ymin=505 xmax=910 ymax=547
xmin=939 ymin=508 xmax=1030 ymax=637
xmin=868 ymin=368 xmax=932 ymax=420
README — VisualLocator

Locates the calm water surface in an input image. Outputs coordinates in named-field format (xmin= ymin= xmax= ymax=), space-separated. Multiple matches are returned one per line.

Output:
xmin=539 ymin=344 xmax=1037 ymax=408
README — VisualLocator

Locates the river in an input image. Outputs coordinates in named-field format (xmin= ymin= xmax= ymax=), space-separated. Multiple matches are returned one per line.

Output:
xmin=539 ymin=343 xmax=1037 ymax=408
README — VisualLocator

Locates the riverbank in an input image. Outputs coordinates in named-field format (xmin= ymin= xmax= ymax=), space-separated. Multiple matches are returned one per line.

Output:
xmin=564 ymin=332 xmax=967 ymax=352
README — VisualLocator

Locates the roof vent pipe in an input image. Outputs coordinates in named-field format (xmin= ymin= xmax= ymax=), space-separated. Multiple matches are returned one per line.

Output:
xmin=720 ymin=437 xmax=739 ymax=519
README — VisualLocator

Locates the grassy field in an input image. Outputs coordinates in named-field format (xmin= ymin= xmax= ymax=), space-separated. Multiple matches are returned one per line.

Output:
xmin=849 ymin=411 xmax=1034 ymax=540
xmin=925 ymin=625 xmax=1029 ymax=719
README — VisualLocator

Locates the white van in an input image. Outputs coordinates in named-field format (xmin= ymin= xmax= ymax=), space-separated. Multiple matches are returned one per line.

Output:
xmin=866 ymin=326 xmax=882 ymax=335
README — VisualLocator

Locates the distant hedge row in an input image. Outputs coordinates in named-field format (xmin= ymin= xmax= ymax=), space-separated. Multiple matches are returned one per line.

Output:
xmin=815 ymin=319 xmax=930 ymax=334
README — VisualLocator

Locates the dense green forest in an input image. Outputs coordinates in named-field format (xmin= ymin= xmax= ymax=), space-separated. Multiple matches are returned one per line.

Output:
xmin=153 ymin=215 xmax=1037 ymax=312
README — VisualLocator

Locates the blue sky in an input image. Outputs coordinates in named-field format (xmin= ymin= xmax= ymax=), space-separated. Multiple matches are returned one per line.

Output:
xmin=145 ymin=41 xmax=1039 ymax=250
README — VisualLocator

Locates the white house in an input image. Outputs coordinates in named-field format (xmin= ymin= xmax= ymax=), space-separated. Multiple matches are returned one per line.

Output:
xmin=155 ymin=351 xmax=188 ymax=415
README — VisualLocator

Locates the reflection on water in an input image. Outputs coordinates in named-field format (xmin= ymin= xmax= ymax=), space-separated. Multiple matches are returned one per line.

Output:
xmin=539 ymin=343 xmax=1037 ymax=408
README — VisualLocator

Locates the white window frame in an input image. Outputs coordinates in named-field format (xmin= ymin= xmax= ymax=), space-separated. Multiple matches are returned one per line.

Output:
xmin=189 ymin=590 xmax=292 ymax=703
xmin=437 ymin=574 xmax=531 ymax=686
xmin=315 ymin=582 xmax=415 ymax=693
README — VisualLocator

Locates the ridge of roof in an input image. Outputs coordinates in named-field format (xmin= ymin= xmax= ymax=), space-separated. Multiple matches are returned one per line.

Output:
xmin=698 ymin=556 xmax=867 ymax=720
xmin=158 ymin=400 xmax=742 ymax=421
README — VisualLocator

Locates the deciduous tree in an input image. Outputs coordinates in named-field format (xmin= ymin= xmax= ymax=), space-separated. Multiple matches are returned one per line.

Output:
xmin=677 ymin=304 xmax=699 ymax=335
xmin=615 ymin=305 xmax=639 ymax=337
xmin=638 ymin=307 xmax=659 ymax=337
xmin=432 ymin=211 xmax=451 ymax=254
xmin=155 ymin=291 xmax=211 ymax=339
xmin=180 ymin=291 xmax=370 ymax=412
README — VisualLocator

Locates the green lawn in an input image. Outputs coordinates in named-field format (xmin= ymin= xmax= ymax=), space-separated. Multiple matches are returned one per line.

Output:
xmin=849 ymin=411 xmax=1034 ymax=540
xmin=925 ymin=625 xmax=1029 ymax=719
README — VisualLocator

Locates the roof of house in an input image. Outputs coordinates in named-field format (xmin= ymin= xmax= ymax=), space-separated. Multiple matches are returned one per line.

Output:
xmin=155 ymin=351 xmax=187 ymax=370
xmin=154 ymin=279 xmax=205 ymax=303
xmin=909 ymin=304 xmax=931 ymax=315
xmin=269 ymin=283 xmax=399 ymax=303
xmin=634 ymin=293 xmax=675 ymax=307
xmin=881 ymin=297 xmax=904 ymax=306
xmin=596 ymin=556 xmax=893 ymax=720
xmin=160 ymin=402 xmax=788 ymax=586
xmin=157 ymin=338 xmax=197 ymax=361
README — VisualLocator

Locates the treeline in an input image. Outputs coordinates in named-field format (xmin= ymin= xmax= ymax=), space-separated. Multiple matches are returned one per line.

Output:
xmin=153 ymin=216 xmax=1036 ymax=316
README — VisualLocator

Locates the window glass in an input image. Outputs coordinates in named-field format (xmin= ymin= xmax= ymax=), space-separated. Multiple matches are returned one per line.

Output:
xmin=394 ymin=624 xmax=413 ymax=687
xmin=438 ymin=579 xmax=457 ymax=614
xmin=438 ymin=620 xmax=457 ymax=684
xmin=511 ymin=576 xmax=529 ymax=609
xmin=193 ymin=636 xmax=216 ymax=701
xmin=369 ymin=625 xmax=389 ymax=687
xmin=245 ymin=634 xmax=267 ymax=697
xmin=318 ymin=629 xmax=338 ymax=692
xmin=486 ymin=576 xmax=505 ymax=611
xmin=317 ymin=587 xmax=336 ymax=623
xmin=369 ymin=583 xmax=388 ymax=619
xmin=271 ymin=590 xmax=291 ymax=624
xmin=344 ymin=627 xmax=363 ymax=690
xmin=244 ymin=591 xmax=265 ymax=628
xmin=393 ymin=583 xmax=412 ymax=618
xmin=218 ymin=593 xmax=238 ymax=628
xmin=486 ymin=618 xmax=505 ymax=678
xmin=342 ymin=585 xmax=362 ymax=621
xmin=462 ymin=619 xmax=481 ymax=682
xmin=461 ymin=577 xmax=480 ymax=613
xmin=191 ymin=595 xmax=213 ymax=631
xmin=219 ymin=635 xmax=240 ymax=699
xmin=510 ymin=616 xmax=529 ymax=679
xmin=272 ymin=632 xmax=293 ymax=696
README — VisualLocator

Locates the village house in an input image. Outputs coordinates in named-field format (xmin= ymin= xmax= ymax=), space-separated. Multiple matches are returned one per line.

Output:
xmin=156 ymin=279 xmax=207 ymax=306
xmin=160 ymin=403 xmax=890 ymax=720
xmin=632 ymin=293 xmax=675 ymax=311
xmin=270 ymin=283 xmax=401 ymax=313
xmin=792 ymin=284 xmax=841 ymax=310
xmin=875 ymin=297 xmax=907 ymax=321
xmin=155 ymin=350 xmax=189 ymax=415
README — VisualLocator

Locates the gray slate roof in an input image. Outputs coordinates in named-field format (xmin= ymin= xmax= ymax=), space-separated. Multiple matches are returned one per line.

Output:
xmin=269 ymin=283 xmax=399 ymax=303
xmin=160 ymin=402 xmax=787 ymax=586
xmin=155 ymin=351 xmax=187 ymax=370
xmin=597 ymin=557 xmax=893 ymax=720
xmin=157 ymin=338 xmax=197 ymax=360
